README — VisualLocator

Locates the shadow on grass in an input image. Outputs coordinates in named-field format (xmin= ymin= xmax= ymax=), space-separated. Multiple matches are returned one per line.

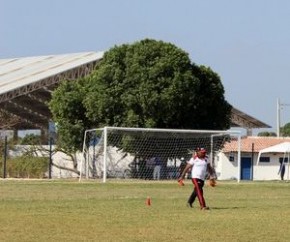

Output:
xmin=209 ymin=206 xmax=246 ymax=210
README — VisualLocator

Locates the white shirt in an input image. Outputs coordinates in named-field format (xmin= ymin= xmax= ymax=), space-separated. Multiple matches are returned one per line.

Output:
xmin=188 ymin=157 xmax=208 ymax=180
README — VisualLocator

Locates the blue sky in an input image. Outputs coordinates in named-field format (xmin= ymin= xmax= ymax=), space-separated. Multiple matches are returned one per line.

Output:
xmin=1 ymin=0 xmax=290 ymax=134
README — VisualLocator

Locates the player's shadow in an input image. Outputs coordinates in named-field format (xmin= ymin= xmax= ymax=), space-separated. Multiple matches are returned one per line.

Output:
xmin=210 ymin=206 xmax=245 ymax=210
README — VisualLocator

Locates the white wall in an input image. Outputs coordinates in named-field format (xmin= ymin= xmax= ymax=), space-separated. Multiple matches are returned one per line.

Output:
xmin=9 ymin=145 xmax=137 ymax=179
xmin=10 ymin=145 xmax=81 ymax=179
xmin=215 ymin=153 xmax=239 ymax=180
xmin=9 ymin=145 xmax=290 ymax=180
xmin=216 ymin=152 xmax=289 ymax=181
xmin=50 ymin=151 xmax=81 ymax=178
xmin=254 ymin=154 xmax=289 ymax=180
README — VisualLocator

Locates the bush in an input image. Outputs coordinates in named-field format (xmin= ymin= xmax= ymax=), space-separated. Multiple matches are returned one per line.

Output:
xmin=0 ymin=156 xmax=49 ymax=178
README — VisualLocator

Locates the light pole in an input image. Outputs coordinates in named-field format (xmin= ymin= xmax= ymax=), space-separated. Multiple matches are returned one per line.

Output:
xmin=277 ymin=98 xmax=281 ymax=137
xmin=277 ymin=98 xmax=290 ymax=137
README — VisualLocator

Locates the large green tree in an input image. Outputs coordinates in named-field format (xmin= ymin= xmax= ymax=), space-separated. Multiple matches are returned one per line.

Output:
xmin=49 ymin=39 xmax=232 ymax=151
xmin=49 ymin=78 xmax=93 ymax=152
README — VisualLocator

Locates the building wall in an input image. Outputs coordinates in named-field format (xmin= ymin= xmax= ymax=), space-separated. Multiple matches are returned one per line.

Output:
xmin=216 ymin=152 xmax=289 ymax=181
xmin=9 ymin=145 xmax=81 ymax=179
xmin=8 ymin=145 xmax=290 ymax=180
xmin=50 ymin=151 xmax=81 ymax=178
xmin=254 ymin=154 xmax=289 ymax=180
xmin=215 ymin=153 xmax=239 ymax=180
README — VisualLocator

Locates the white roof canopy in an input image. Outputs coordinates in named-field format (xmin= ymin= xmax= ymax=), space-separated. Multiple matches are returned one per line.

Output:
xmin=257 ymin=142 xmax=290 ymax=165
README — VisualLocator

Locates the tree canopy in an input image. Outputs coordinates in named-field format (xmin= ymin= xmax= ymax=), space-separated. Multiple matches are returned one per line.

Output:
xmin=257 ymin=131 xmax=277 ymax=137
xmin=280 ymin=122 xmax=290 ymax=137
xmin=258 ymin=123 xmax=290 ymax=137
xmin=49 ymin=39 xmax=232 ymax=152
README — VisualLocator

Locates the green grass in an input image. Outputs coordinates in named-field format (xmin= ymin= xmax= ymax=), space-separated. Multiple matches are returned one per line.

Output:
xmin=0 ymin=179 xmax=290 ymax=242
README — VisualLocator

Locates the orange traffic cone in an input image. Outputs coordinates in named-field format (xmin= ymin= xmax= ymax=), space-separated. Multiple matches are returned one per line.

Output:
xmin=146 ymin=196 xmax=151 ymax=206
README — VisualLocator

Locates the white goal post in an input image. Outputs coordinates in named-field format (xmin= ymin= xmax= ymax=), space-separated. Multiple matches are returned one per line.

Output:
xmin=79 ymin=127 xmax=241 ymax=182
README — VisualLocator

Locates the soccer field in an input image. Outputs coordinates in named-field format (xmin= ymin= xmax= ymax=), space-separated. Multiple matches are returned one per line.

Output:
xmin=0 ymin=180 xmax=289 ymax=242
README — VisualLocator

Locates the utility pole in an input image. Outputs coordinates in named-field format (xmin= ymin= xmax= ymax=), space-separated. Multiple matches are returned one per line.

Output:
xmin=277 ymin=98 xmax=281 ymax=137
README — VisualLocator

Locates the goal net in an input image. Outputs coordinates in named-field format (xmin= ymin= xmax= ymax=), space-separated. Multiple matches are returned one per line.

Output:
xmin=79 ymin=127 xmax=241 ymax=182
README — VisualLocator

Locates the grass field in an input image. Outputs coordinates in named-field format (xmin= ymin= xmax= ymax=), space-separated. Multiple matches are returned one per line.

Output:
xmin=0 ymin=179 xmax=290 ymax=242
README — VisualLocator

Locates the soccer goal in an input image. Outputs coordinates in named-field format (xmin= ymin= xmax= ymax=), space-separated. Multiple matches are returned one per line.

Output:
xmin=79 ymin=127 xmax=241 ymax=182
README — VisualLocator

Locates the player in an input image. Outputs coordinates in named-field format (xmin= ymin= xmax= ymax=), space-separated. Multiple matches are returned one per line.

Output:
xmin=178 ymin=148 xmax=215 ymax=210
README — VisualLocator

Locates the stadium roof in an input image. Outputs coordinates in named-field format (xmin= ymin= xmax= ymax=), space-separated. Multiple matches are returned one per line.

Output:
xmin=231 ymin=107 xmax=271 ymax=129
xmin=0 ymin=52 xmax=103 ymax=130
xmin=0 ymin=51 xmax=270 ymax=132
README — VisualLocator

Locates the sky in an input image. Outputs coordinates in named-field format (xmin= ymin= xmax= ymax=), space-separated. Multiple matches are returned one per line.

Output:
xmin=1 ymin=0 xmax=290 ymax=135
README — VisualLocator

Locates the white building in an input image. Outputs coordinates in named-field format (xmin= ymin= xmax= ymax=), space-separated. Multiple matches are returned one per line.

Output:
xmin=216 ymin=136 xmax=290 ymax=181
